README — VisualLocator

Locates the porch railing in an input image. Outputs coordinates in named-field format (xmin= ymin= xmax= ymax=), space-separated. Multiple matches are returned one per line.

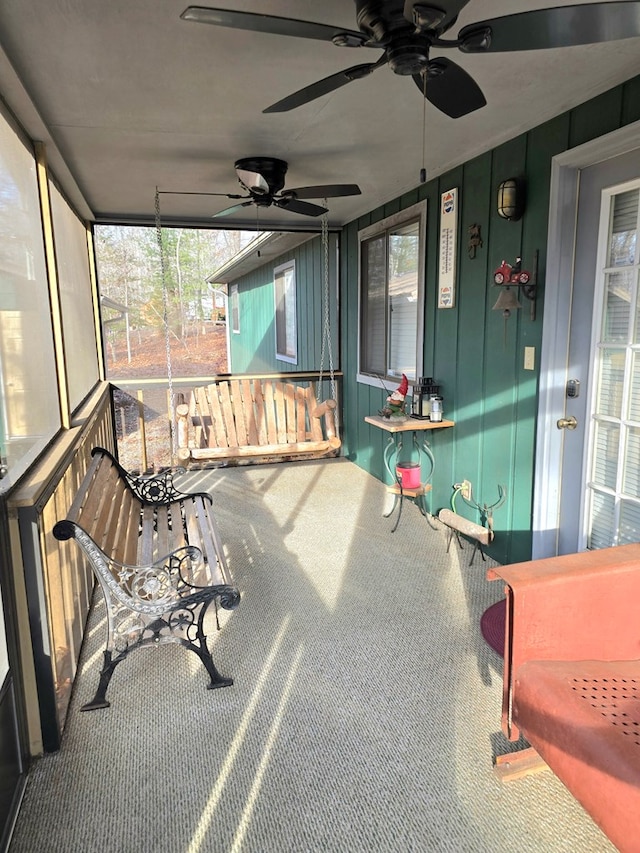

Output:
xmin=111 ymin=372 xmax=342 ymax=474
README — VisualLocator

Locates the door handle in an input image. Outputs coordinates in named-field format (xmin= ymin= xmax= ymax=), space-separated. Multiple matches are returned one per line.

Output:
xmin=557 ymin=415 xmax=578 ymax=430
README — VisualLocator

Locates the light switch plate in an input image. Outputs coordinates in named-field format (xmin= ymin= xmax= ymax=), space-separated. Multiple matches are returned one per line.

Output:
xmin=524 ymin=346 xmax=535 ymax=370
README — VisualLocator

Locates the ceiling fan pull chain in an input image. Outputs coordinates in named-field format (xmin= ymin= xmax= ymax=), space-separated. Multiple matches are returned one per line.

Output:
xmin=420 ymin=71 xmax=427 ymax=183
xmin=155 ymin=188 xmax=177 ymax=461
xmin=318 ymin=206 xmax=336 ymax=406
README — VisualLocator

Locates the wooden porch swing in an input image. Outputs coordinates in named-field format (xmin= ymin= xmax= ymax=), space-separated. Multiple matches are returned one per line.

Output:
xmin=156 ymin=192 xmax=341 ymax=466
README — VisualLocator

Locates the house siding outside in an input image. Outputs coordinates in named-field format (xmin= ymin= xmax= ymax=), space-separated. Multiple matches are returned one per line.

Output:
xmin=228 ymin=233 xmax=339 ymax=375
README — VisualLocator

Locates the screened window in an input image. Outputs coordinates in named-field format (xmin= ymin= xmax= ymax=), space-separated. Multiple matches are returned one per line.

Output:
xmin=0 ymin=109 xmax=61 ymax=490
xmin=230 ymin=284 xmax=239 ymax=333
xmin=359 ymin=201 xmax=426 ymax=383
xmin=274 ymin=260 xmax=297 ymax=364
xmin=50 ymin=182 xmax=99 ymax=411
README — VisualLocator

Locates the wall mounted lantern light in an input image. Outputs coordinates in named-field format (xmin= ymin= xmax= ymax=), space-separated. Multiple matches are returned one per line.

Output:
xmin=492 ymin=252 xmax=538 ymax=321
xmin=497 ymin=178 xmax=526 ymax=221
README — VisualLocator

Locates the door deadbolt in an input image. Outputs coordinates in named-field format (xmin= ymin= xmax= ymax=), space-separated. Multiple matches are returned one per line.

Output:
xmin=557 ymin=415 xmax=578 ymax=430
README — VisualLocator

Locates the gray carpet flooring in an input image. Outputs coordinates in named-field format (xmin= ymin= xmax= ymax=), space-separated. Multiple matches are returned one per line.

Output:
xmin=9 ymin=458 xmax=614 ymax=852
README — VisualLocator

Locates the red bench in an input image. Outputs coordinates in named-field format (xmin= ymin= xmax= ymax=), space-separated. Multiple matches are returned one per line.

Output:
xmin=489 ymin=544 xmax=640 ymax=852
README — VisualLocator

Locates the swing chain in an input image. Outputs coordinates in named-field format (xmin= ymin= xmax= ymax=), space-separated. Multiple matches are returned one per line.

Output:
xmin=155 ymin=189 xmax=177 ymax=461
xmin=318 ymin=206 xmax=336 ymax=405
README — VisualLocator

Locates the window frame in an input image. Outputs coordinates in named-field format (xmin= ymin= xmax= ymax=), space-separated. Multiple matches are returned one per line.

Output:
xmin=357 ymin=200 xmax=427 ymax=388
xmin=274 ymin=259 xmax=298 ymax=365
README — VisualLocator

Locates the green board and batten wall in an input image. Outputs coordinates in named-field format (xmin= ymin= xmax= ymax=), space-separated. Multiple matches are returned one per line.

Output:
xmin=228 ymin=233 xmax=339 ymax=375
xmin=229 ymin=74 xmax=640 ymax=565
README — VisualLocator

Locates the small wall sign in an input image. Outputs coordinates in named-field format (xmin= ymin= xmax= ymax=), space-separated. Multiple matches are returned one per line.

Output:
xmin=438 ymin=188 xmax=458 ymax=309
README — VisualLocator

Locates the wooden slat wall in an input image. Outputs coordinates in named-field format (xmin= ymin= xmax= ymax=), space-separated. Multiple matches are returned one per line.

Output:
xmin=228 ymin=234 xmax=339 ymax=375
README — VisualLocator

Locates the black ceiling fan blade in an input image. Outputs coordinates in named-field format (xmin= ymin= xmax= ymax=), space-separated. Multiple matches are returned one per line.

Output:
xmin=180 ymin=6 xmax=369 ymax=46
xmin=414 ymin=58 xmax=486 ymax=118
xmin=284 ymin=184 xmax=361 ymax=200
xmin=263 ymin=60 xmax=385 ymax=113
xmin=458 ymin=2 xmax=640 ymax=53
xmin=212 ymin=201 xmax=254 ymax=219
xmin=275 ymin=198 xmax=328 ymax=217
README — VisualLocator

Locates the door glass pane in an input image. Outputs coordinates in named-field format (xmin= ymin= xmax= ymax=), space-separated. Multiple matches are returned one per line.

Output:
xmin=587 ymin=491 xmax=615 ymax=549
xmin=586 ymin=183 xmax=640 ymax=550
xmin=630 ymin=354 xmax=640 ymax=423
xmin=619 ymin=499 xmax=640 ymax=544
xmin=623 ymin=427 xmax=640 ymax=495
xmin=609 ymin=188 xmax=638 ymax=267
xmin=595 ymin=348 xmax=624 ymax=418
xmin=602 ymin=270 xmax=632 ymax=342
xmin=591 ymin=421 xmax=619 ymax=490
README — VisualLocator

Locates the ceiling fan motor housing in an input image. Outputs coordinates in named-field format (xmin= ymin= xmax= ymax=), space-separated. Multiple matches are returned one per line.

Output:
xmin=234 ymin=157 xmax=288 ymax=195
xmin=387 ymin=39 xmax=431 ymax=75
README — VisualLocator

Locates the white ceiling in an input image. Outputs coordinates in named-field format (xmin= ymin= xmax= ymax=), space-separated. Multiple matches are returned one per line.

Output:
xmin=0 ymin=0 xmax=639 ymax=230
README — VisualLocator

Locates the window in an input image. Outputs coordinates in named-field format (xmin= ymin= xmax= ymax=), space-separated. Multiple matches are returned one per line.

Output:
xmin=230 ymin=283 xmax=239 ymax=333
xmin=274 ymin=260 xmax=297 ymax=363
xmin=50 ymin=182 xmax=99 ymax=411
xmin=358 ymin=201 xmax=426 ymax=384
xmin=0 ymin=108 xmax=61 ymax=491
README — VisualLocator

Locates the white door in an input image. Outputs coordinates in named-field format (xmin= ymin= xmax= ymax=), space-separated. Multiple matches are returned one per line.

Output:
xmin=544 ymin=147 xmax=640 ymax=555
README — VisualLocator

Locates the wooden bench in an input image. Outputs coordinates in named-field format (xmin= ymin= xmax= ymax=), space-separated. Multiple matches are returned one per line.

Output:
xmin=53 ymin=446 xmax=240 ymax=711
xmin=489 ymin=544 xmax=640 ymax=851
xmin=176 ymin=377 xmax=340 ymax=465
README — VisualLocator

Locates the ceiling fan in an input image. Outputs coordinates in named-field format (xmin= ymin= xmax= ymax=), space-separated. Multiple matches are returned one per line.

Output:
xmin=181 ymin=1 xmax=640 ymax=118
xmin=210 ymin=157 xmax=362 ymax=219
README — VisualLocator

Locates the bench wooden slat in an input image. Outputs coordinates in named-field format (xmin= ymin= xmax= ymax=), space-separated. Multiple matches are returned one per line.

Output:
xmin=230 ymin=379 xmax=248 ymax=447
xmin=67 ymin=452 xmax=103 ymax=524
xmin=274 ymin=382 xmax=287 ymax=444
xmin=189 ymin=439 xmax=339 ymax=460
xmin=139 ymin=504 xmax=156 ymax=565
xmin=263 ymin=382 xmax=278 ymax=445
xmin=75 ymin=453 xmax=117 ymax=534
xmin=218 ymin=382 xmax=238 ymax=448
xmin=122 ymin=492 xmax=140 ymax=566
xmin=284 ymin=383 xmax=296 ymax=443
xmin=307 ymin=386 xmax=324 ymax=442
xmin=189 ymin=498 xmax=220 ymax=585
xmin=296 ymin=387 xmax=307 ymax=442
xmin=253 ymin=381 xmax=268 ymax=446
xmin=155 ymin=503 xmax=170 ymax=558
xmin=196 ymin=498 xmax=229 ymax=587
xmin=243 ymin=379 xmax=259 ymax=446
xmin=100 ymin=477 xmax=128 ymax=559
xmin=206 ymin=384 xmax=229 ymax=449
xmin=192 ymin=387 xmax=210 ymax=448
